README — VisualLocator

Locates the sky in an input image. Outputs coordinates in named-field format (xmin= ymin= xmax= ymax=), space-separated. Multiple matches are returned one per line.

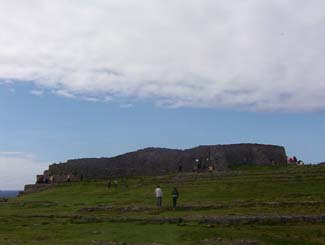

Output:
xmin=1 ymin=0 xmax=325 ymax=190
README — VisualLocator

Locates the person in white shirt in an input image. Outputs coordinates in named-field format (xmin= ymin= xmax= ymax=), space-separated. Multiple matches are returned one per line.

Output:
xmin=155 ymin=185 xmax=163 ymax=207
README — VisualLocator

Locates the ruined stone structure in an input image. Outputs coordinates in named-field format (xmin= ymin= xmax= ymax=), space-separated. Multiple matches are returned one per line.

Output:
xmin=46 ymin=144 xmax=287 ymax=179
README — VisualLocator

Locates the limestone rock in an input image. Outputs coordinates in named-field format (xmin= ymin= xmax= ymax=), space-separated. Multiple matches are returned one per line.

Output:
xmin=46 ymin=144 xmax=286 ymax=179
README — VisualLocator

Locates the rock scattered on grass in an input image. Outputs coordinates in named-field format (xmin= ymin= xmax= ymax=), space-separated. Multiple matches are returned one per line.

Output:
xmin=89 ymin=241 xmax=128 ymax=245
xmin=200 ymin=238 xmax=258 ymax=244
xmin=0 ymin=198 xmax=8 ymax=202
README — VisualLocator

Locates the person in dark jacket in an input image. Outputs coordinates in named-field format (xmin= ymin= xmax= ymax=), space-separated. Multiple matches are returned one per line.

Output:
xmin=171 ymin=187 xmax=179 ymax=209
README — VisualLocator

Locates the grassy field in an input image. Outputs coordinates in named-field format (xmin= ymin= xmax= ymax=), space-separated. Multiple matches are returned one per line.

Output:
xmin=0 ymin=165 xmax=325 ymax=244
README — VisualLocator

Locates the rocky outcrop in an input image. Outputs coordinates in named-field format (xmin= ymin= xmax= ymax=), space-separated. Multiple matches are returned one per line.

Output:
xmin=21 ymin=184 xmax=54 ymax=195
xmin=46 ymin=144 xmax=287 ymax=179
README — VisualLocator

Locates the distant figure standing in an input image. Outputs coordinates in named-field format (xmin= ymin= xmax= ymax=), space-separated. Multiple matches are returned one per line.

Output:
xmin=208 ymin=165 xmax=214 ymax=174
xmin=67 ymin=175 xmax=71 ymax=182
xmin=155 ymin=185 xmax=163 ymax=207
xmin=107 ymin=179 xmax=112 ymax=188
xmin=171 ymin=187 xmax=179 ymax=208
xmin=50 ymin=175 xmax=54 ymax=184
xmin=113 ymin=179 xmax=118 ymax=188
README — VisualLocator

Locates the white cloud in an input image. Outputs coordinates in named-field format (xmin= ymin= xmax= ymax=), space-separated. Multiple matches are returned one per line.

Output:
xmin=120 ymin=103 xmax=134 ymax=108
xmin=0 ymin=152 xmax=24 ymax=155
xmin=83 ymin=97 xmax=100 ymax=102
xmin=0 ymin=152 xmax=46 ymax=190
xmin=0 ymin=80 xmax=14 ymax=85
xmin=30 ymin=90 xmax=44 ymax=96
xmin=104 ymin=96 xmax=113 ymax=102
xmin=52 ymin=90 xmax=76 ymax=98
xmin=1 ymin=0 xmax=325 ymax=111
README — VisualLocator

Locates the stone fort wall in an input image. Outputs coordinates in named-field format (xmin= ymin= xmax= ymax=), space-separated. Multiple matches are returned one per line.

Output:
xmin=46 ymin=144 xmax=287 ymax=179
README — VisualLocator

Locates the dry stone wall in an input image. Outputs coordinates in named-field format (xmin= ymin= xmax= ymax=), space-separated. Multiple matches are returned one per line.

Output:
xmin=46 ymin=144 xmax=287 ymax=179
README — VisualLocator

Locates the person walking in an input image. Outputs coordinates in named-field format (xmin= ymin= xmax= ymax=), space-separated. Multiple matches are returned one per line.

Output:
xmin=155 ymin=185 xmax=163 ymax=207
xmin=171 ymin=187 xmax=179 ymax=209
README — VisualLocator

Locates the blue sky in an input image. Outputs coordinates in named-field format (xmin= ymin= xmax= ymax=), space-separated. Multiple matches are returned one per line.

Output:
xmin=1 ymin=82 xmax=324 ymax=190
xmin=1 ymin=0 xmax=325 ymax=189
xmin=2 ymin=82 xmax=324 ymax=164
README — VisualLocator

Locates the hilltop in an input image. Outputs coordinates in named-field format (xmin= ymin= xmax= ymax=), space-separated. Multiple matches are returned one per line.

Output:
xmin=45 ymin=144 xmax=287 ymax=179
xmin=1 ymin=164 xmax=325 ymax=244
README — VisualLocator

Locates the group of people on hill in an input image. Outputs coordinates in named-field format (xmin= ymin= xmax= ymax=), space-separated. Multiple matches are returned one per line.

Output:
xmin=191 ymin=158 xmax=215 ymax=173
xmin=155 ymin=185 xmax=179 ymax=208
xmin=287 ymin=156 xmax=304 ymax=165
xmin=36 ymin=175 xmax=54 ymax=184
xmin=36 ymin=174 xmax=81 ymax=184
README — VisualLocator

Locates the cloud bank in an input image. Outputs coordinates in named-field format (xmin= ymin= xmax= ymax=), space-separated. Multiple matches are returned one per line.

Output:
xmin=1 ymin=0 xmax=325 ymax=111
xmin=0 ymin=152 xmax=45 ymax=190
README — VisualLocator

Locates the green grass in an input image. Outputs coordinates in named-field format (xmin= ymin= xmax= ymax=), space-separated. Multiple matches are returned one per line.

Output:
xmin=1 ymin=165 xmax=325 ymax=244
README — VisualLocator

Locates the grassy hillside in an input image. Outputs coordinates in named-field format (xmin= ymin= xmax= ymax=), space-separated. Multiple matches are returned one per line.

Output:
xmin=0 ymin=165 xmax=325 ymax=244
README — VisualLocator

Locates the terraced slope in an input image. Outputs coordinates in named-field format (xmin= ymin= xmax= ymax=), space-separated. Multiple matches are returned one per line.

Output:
xmin=0 ymin=165 xmax=325 ymax=244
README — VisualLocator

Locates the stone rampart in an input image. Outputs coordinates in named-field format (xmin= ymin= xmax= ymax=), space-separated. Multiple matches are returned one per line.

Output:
xmin=45 ymin=144 xmax=287 ymax=179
